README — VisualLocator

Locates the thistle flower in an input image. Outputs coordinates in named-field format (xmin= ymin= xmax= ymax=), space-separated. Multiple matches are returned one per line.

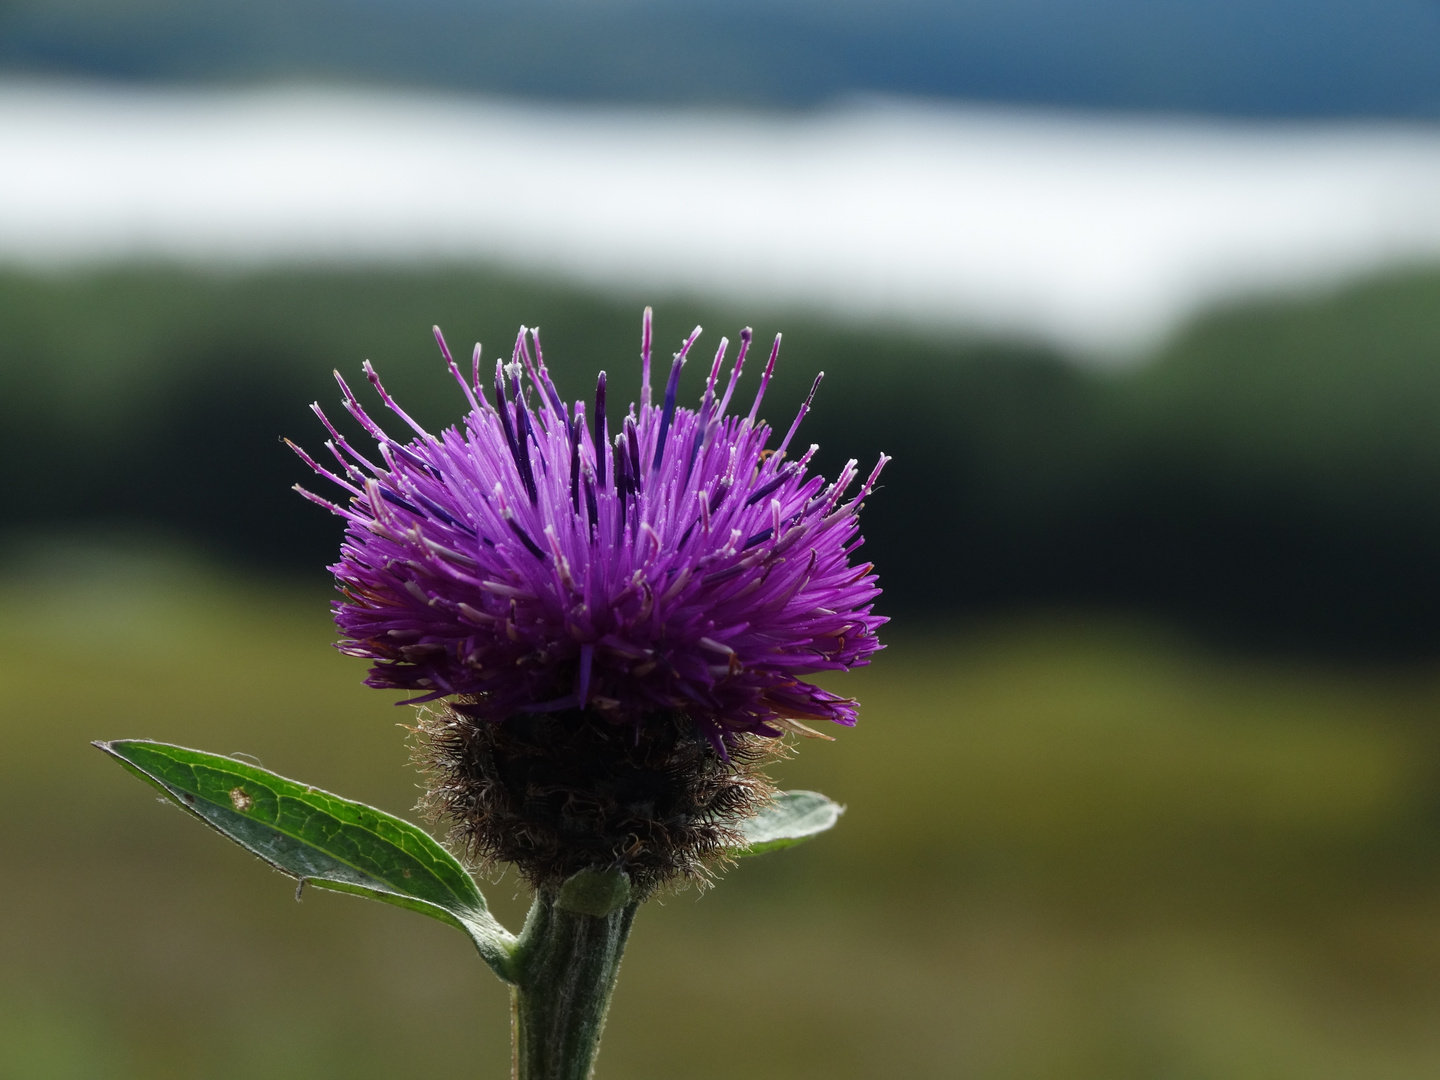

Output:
xmin=293 ymin=309 xmax=886 ymax=891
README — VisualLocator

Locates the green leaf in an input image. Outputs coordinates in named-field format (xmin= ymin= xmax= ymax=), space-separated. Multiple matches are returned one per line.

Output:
xmin=555 ymin=868 xmax=632 ymax=918
xmin=95 ymin=739 xmax=516 ymax=980
xmin=734 ymin=790 xmax=844 ymax=856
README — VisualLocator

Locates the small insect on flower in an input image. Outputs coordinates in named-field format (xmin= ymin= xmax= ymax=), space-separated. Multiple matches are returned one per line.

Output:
xmin=292 ymin=309 xmax=887 ymax=893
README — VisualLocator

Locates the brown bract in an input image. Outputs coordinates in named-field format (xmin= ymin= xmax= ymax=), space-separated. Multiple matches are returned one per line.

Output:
xmin=415 ymin=702 xmax=785 ymax=896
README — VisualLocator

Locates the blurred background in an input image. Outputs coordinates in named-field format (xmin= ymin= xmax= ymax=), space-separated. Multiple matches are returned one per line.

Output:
xmin=7 ymin=2 xmax=1440 ymax=1078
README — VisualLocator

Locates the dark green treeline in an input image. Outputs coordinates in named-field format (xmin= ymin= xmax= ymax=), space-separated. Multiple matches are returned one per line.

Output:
xmin=7 ymin=263 xmax=1440 ymax=659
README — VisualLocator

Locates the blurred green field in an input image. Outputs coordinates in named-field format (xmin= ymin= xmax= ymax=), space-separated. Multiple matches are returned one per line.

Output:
xmin=6 ymin=545 xmax=1440 ymax=1080
xmin=9 ymin=258 xmax=1440 ymax=1078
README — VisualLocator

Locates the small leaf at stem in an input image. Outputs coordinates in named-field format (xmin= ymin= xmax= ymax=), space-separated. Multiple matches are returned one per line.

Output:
xmin=555 ymin=868 xmax=632 ymax=917
xmin=95 ymin=739 xmax=517 ymax=980
xmin=733 ymin=790 xmax=843 ymax=856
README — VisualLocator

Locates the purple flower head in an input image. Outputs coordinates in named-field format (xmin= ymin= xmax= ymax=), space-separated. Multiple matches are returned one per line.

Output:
xmin=294 ymin=309 xmax=887 ymax=746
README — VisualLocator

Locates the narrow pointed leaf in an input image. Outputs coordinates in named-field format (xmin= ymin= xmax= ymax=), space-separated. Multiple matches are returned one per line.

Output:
xmin=95 ymin=739 xmax=516 ymax=979
xmin=734 ymin=790 xmax=843 ymax=856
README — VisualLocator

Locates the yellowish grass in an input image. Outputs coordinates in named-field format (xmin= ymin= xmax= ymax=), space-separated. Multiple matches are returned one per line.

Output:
xmin=4 ymin=558 xmax=1440 ymax=1079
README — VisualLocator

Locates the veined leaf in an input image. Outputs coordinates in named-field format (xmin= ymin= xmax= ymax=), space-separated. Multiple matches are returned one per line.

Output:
xmin=95 ymin=739 xmax=516 ymax=980
xmin=734 ymin=790 xmax=843 ymax=856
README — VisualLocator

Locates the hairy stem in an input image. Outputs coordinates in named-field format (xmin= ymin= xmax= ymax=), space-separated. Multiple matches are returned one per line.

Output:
xmin=510 ymin=872 xmax=638 ymax=1080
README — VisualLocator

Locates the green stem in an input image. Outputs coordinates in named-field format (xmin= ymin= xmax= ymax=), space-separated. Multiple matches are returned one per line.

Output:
xmin=509 ymin=871 xmax=639 ymax=1080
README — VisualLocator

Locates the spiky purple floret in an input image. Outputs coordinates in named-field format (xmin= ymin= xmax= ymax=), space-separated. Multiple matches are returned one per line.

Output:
xmin=295 ymin=310 xmax=888 ymax=744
